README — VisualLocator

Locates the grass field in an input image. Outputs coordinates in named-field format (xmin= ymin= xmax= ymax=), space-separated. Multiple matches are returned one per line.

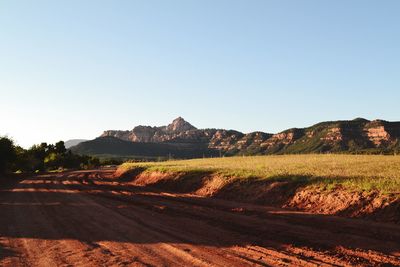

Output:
xmin=119 ymin=155 xmax=400 ymax=194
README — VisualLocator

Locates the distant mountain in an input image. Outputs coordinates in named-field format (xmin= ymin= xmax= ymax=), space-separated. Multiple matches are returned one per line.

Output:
xmin=70 ymin=117 xmax=400 ymax=158
xmin=65 ymin=139 xmax=87 ymax=149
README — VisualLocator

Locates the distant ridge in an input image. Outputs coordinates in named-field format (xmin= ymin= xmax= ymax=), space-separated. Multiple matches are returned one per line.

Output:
xmin=70 ymin=117 xmax=400 ymax=158
xmin=65 ymin=139 xmax=87 ymax=149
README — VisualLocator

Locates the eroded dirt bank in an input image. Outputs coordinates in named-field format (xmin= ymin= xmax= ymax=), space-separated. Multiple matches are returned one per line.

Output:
xmin=0 ymin=170 xmax=399 ymax=266
xmin=117 ymin=168 xmax=400 ymax=224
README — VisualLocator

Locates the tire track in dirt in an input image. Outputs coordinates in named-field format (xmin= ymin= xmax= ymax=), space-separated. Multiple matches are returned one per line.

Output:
xmin=88 ymin=187 xmax=400 ymax=266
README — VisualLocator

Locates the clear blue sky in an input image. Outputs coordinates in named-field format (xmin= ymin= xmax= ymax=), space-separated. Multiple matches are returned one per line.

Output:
xmin=1 ymin=1 xmax=399 ymax=148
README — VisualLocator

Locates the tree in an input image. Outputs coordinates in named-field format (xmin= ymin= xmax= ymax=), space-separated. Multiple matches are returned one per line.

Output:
xmin=0 ymin=137 xmax=16 ymax=173
xmin=55 ymin=141 xmax=66 ymax=154
xmin=27 ymin=143 xmax=49 ymax=171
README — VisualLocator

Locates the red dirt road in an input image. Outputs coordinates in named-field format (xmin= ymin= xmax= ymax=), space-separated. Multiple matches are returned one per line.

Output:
xmin=0 ymin=170 xmax=399 ymax=267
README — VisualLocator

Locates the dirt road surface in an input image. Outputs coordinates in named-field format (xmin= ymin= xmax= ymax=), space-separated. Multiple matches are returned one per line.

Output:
xmin=0 ymin=170 xmax=399 ymax=266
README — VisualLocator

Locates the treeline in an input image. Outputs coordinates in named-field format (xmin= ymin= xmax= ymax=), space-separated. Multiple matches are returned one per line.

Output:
xmin=0 ymin=136 xmax=102 ymax=174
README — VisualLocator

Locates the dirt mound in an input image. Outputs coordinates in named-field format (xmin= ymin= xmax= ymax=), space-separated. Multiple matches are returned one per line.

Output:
xmin=116 ymin=168 xmax=400 ymax=224
xmin=287 ymin=188 xmax=400 ymax=224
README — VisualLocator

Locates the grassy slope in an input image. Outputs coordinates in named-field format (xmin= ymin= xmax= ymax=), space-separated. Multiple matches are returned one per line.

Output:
xmin=118 ymin=154 xmax=400 ymax=194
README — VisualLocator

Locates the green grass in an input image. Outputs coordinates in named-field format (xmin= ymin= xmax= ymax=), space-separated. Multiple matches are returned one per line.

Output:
xmin=118 ymin=154 xmax=400 ymax=194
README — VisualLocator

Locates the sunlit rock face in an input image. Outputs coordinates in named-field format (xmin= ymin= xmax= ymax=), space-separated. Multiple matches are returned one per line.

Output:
xmin=366 ymin=126 xmax=390 ymax=146
xmin=166 ymin=117 xmax=197 ymax=132
xmin=364 ymin=120 xmax=400 ymax=147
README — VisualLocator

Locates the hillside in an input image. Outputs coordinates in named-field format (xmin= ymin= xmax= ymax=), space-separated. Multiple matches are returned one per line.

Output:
xmin=71 ymin=117 xmax=400 ymax=158
xmin=70 ymin=136 xmax=219 ymax=159
xmin=64 ymin=139 xmax=87 ymax=149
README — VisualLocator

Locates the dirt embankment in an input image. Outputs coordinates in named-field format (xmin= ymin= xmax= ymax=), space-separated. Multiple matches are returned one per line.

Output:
xmin=115 ymin=168 xmax=400 ymax=224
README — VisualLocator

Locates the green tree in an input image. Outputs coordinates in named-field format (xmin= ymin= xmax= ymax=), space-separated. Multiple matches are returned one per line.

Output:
xmin=55 ymin=141 xmax=66 ymax=154
xmin=0 ymin=137 xmax=16 ymax=173
xmin=28 ymin=143 xmax=48 ymax=171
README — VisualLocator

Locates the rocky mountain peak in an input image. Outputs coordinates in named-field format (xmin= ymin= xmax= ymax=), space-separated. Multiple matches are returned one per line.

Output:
xmin=166 ymin=117 xmax=197 ymax=132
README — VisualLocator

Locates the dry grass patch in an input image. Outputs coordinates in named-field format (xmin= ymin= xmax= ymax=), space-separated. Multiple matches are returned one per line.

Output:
xmin=118 ymin=154 xmax=400 ymax=194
